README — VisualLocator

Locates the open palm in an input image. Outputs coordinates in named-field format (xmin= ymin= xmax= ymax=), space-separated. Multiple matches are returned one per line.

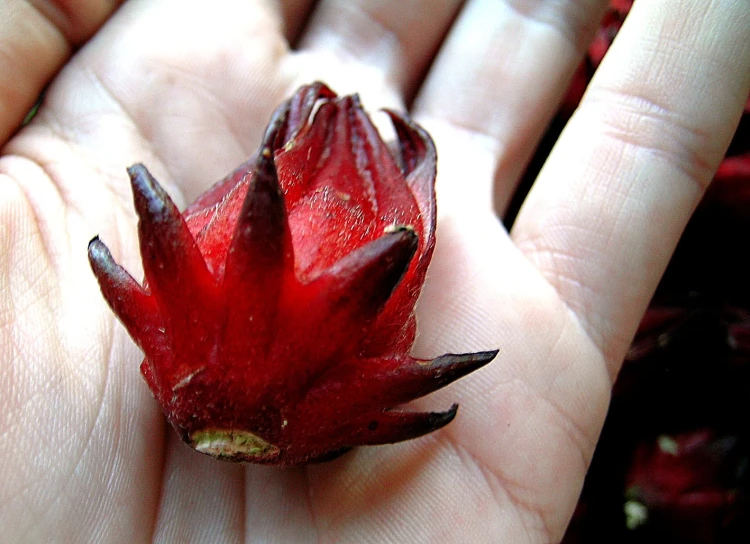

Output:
xmin=1 ymin=1 xmax=748 ymax=542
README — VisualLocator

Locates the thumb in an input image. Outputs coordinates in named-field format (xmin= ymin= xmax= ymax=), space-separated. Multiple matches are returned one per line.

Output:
xmin=0 ymin=0 xmax=121 ymax=145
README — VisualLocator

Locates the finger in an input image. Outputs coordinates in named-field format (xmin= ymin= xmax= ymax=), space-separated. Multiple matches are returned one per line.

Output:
xmin=244 ymin=467 xmax=313 ymax=542
xmin=153 ymin=433 xmax=245 ymax=542
xmin=411 ymin=0 xmax=609 ymax=215
xmin=5 ymin=0 xmax=295 ymax=209
xmin=0 ymin=0 xmax=121 ymax=145
xmin=511 ymin=0 xmax=750 ymax=375
xmin=294 ymin=0 xmax=464 ymax=104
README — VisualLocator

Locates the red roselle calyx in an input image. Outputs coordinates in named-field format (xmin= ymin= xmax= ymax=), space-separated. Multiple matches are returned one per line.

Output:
xmin=88 ymin=82 xmax=497 ymax=465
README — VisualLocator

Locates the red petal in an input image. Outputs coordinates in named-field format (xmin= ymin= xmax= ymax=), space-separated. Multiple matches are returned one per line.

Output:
xmin=276 ymin=95 xmax=421 ymax=279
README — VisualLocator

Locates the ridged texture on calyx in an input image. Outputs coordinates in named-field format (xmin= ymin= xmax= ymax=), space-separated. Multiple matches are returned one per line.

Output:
xmin=89 ymin=82 xmax=497 ymax=465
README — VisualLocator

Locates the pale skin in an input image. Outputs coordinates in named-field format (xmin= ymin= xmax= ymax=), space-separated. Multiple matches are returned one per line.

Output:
xmin=1 ymin=0 xmax=748 ymax=542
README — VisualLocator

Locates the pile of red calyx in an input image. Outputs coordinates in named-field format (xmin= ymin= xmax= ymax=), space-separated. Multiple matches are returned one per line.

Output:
xmin=506 ymin=1 xmax=750 ymax=542
xmin=89 ymin=82 xmax=497 ymax=466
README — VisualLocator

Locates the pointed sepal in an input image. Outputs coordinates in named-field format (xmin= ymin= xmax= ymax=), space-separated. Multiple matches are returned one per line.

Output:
xmin=315 ymin=227 xmax=417 ymax=313
xmin=88 ymin=236 xmax=165 ymax=356
xmin=357 ymin=405 xmax=459 ymax=446
xmin=306 ymin=350 xmax=498 ymax=417
xmin=129 ymin=163 xmax=218 ymax=365
xmin=317 ymin=405 xmax=460 ymax=451
xmin=294 ymin=227 xmax=418 ymax=363
xmin=222 ymin=138 xmax=293 ymax=356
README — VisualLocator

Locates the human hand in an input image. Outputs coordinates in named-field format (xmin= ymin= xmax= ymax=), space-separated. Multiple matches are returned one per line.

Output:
xmin=1 ymin=1 xmax=748 ymax=542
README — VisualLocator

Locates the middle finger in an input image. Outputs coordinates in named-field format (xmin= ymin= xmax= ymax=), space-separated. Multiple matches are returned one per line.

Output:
xmin=413 ymin=0 xmax=609 ymax=215
xmin=293 ymin=0 xmax=464 ymax=105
